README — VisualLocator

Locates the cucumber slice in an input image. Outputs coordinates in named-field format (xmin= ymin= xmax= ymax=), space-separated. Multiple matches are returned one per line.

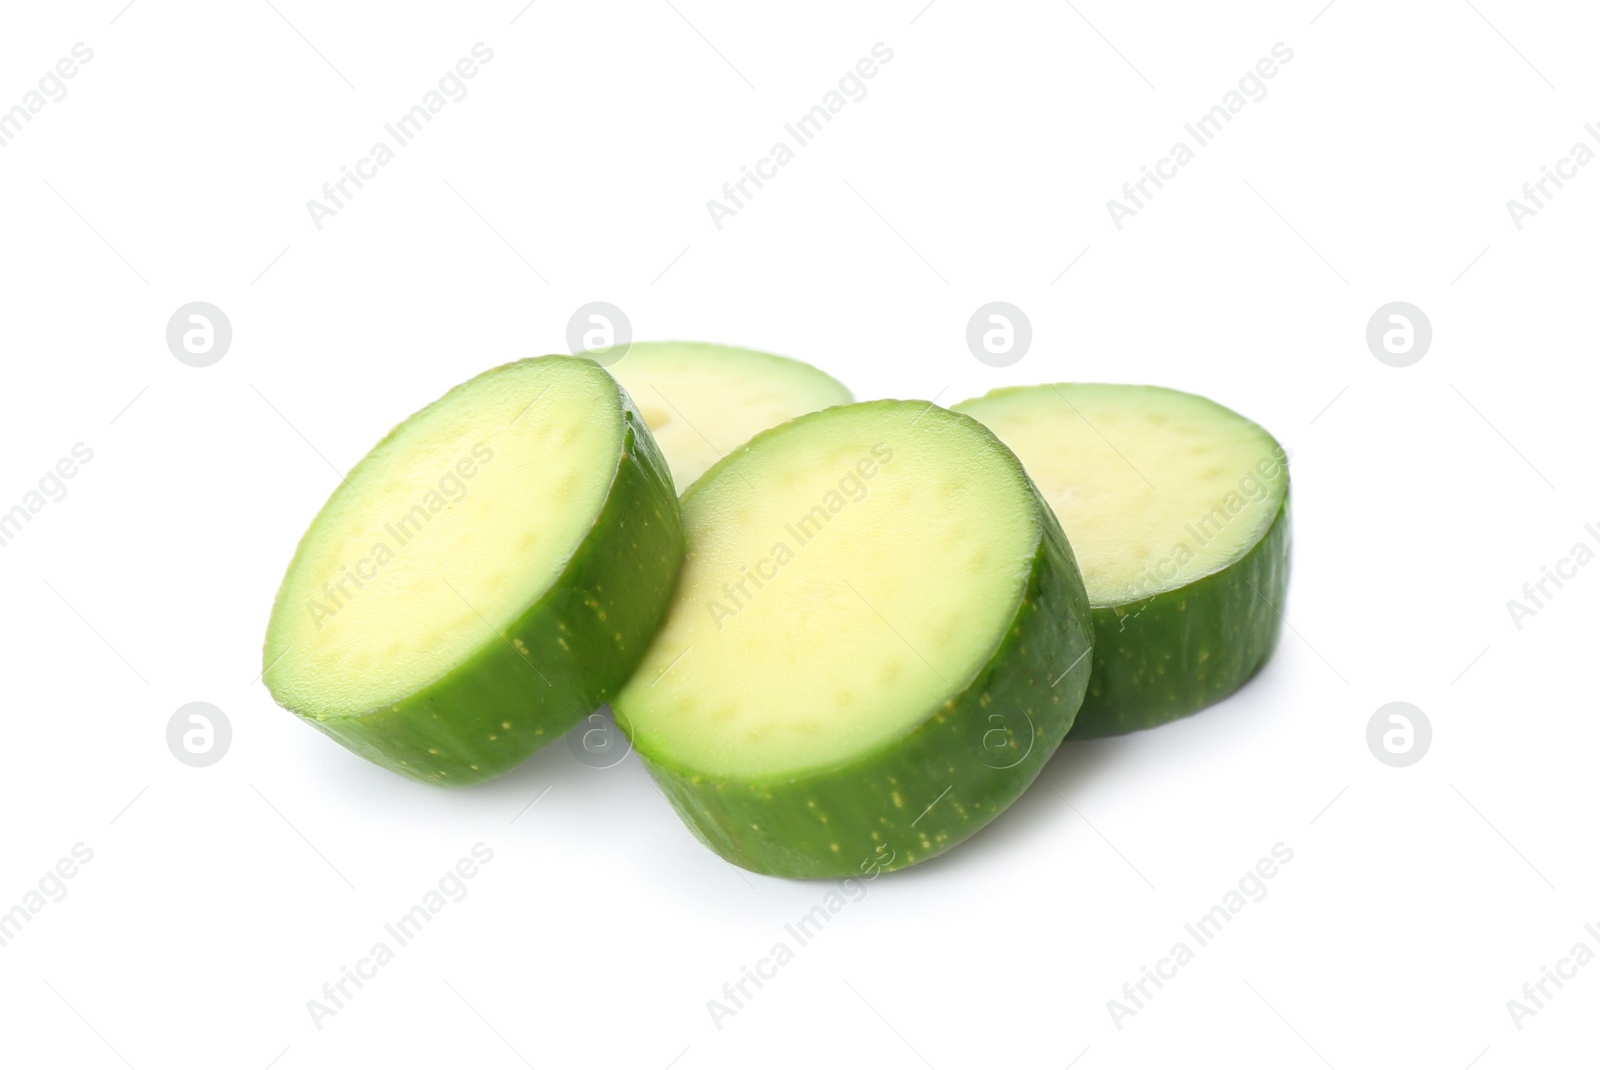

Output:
xmin=953 ymin=384 xmax=1290 ymax=738
xmin=262 ymin=356 xmax=683 ymax=785
xmin=597 ymin=342 xmax=852 ymax=491
xmin=614 ymin=401 xmax=1094 ymax=878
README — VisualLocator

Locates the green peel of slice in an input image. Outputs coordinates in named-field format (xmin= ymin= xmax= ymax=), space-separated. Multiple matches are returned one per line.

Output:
xmin=955 ymin=383 xmax=1291 ymax=738
xmin=615 ymin=400 xmax=1094 ymax=878
xmin=263 ymin=355 xmax=683 ymax=784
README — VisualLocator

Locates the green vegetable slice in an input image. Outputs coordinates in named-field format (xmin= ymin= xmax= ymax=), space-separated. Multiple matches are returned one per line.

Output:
xmin=263 ymin=356 xmax=683 ymax=784
xmin=596 ymin=342 xmax=851 ymax=491
xmin=615 ymin=400 xmax=1093 ymax=878
xmin=954 ymin=383 xmax=1290 ymax=737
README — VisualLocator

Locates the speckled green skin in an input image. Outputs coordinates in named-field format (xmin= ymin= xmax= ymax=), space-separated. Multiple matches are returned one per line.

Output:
xmin=266 ymin=372 xmax=683 ymax=786
xmin=625 ymin=488 xmax=1094 ymax=879
xmin=1068 ymin=495 xmax=1291 ymax=739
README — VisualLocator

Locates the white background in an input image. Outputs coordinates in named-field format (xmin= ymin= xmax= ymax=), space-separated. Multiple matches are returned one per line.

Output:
xmin=0 ymin=1 xmax=1595 ymax=1067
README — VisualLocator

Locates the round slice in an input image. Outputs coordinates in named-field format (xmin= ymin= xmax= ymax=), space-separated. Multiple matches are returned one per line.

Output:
xmin=614 ymin=400 xmax=1094 ymax=878
xmin=954 ymin=384 xmax=1290 ymax=738
xmin=263 ymin=356 xmax=683 ymax=785
xmin=595 ymin=342 xmax=852 ymax=491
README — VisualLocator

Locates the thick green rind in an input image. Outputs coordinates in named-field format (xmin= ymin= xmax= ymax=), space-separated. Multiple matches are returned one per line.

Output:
xmin=264 ymin=360 xmax=684 ymax=786
xmin=621 ymin=461 xmax=1094 ymax=879
xmin=1069 ymin=493 xmax=1291 ymax=739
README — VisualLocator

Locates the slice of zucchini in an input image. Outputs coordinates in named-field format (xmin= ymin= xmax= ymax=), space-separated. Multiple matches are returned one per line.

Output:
xmin=595 ymin=342 xmax=852 ymax=491
xmin=262 ymin=356 xmax=683 ymax=785
xmin=614 ymin=400 xmax=1094 ymax=878
xmin=954 ymin=384 xmax=1290 ymax=738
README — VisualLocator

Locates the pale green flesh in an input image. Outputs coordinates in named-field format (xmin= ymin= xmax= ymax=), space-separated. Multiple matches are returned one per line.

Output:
xmin=595 ymin=342 xmax=852 ymax=491
xmin=617 ymin=402 xmax=1039 ymax=782
xmin=264 ymin=358 xmax=623 ymax=718
xmin=954 ymin=384 xmax=1288 ymax=607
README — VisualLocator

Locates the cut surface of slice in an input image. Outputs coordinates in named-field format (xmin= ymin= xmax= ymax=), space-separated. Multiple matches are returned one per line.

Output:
xmin=263 ymin=356 xmax=682 ymax=784
xmin=615 ymin=400 xmax=1093 ymax=878
xmin=954 ymin=383 xmax=1290 ymax=737
xmin=594 ymin=341 xmax=851 ymax=491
